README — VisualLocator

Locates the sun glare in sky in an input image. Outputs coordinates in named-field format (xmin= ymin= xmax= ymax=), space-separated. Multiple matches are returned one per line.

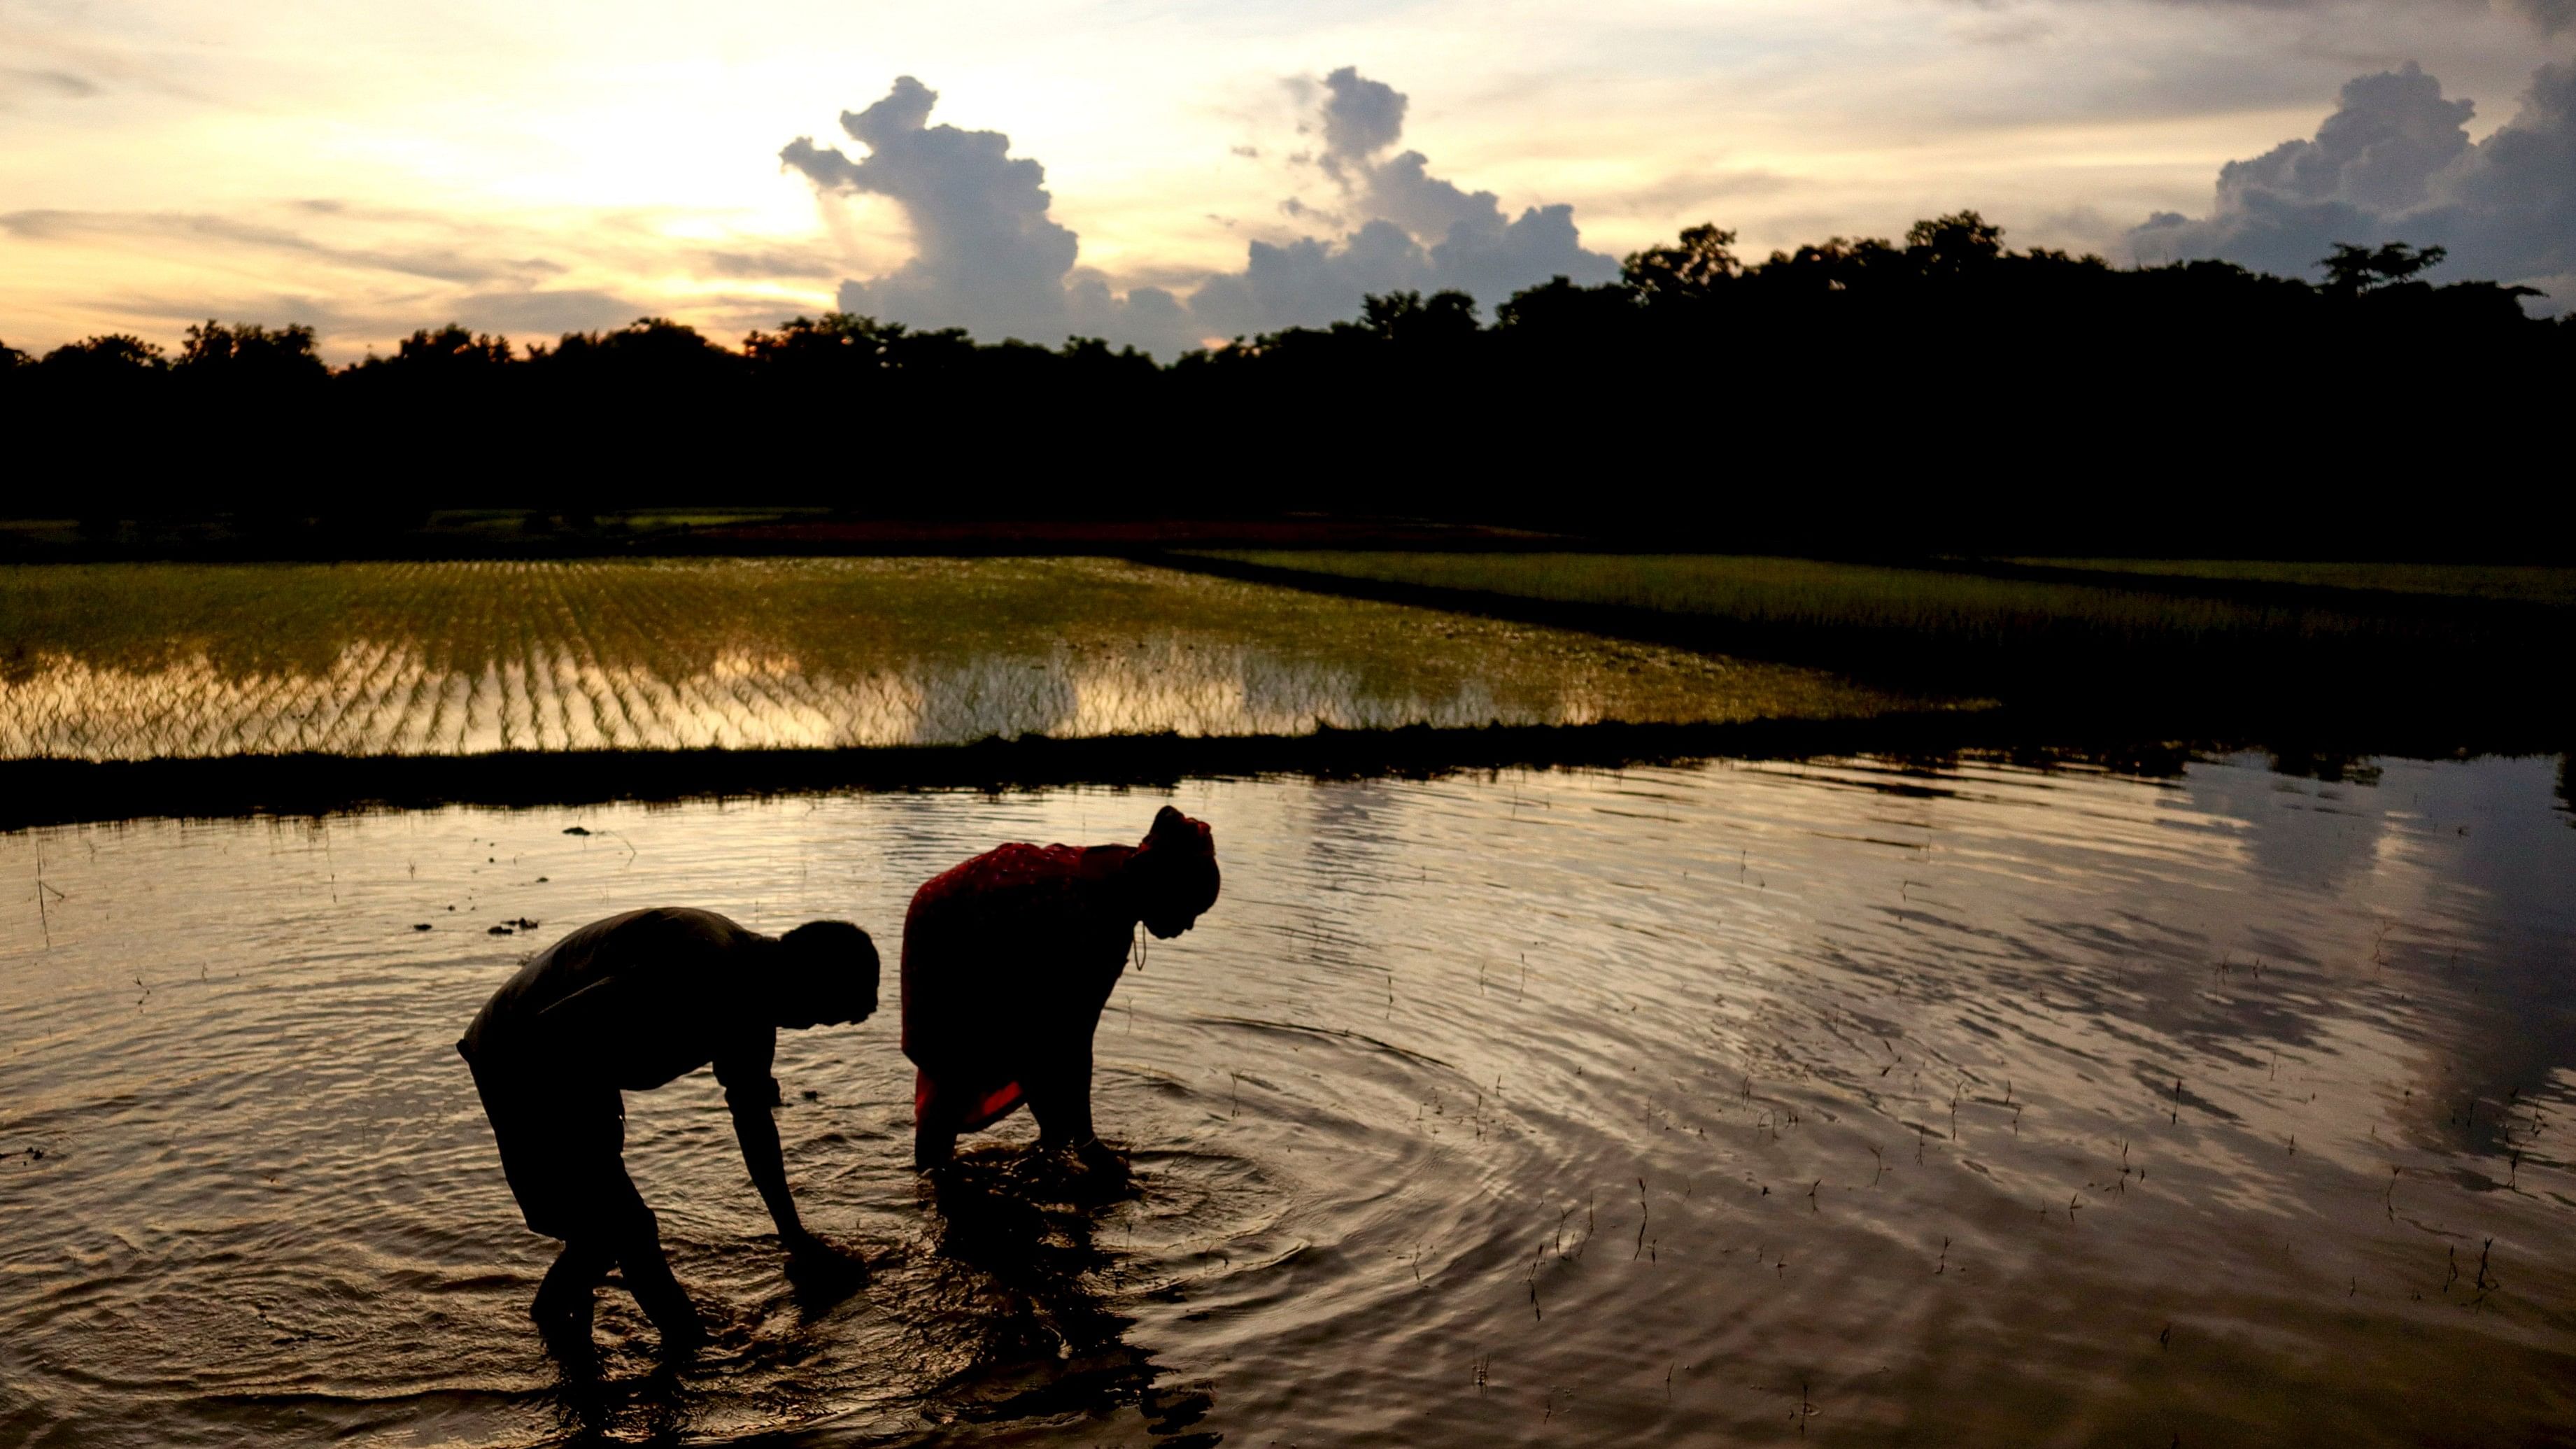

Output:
xmin=1 ymin=0 xmax=2566 ymax=358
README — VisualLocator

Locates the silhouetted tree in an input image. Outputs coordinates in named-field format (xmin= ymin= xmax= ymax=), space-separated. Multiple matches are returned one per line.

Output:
xmin=176 ymin=320 xmax=328 ymax=383
xmin=2321 ymin=241 xmax=2448 ymax=296
xmin=38 ymin=333 xmax=167 ymax=378
xmin=1056 ymin=335 xmax=1161 ymax=381
xmin=1621 ymin=223 xmax=1741 ymax=302
xmin=367 ymin=324 xmax=518 ymax=372
xmin=1903 ymin=211 xmax=2009 ymax=276
xmin=1739 ymin=234 xmax=1907 ymax=297
xmin=537 ymin=317 xmax=737 ymax=376
xmin=743 ymin=313 xmax=897 ymax=383
xmin=1494 ymin=275 xmax=1636 ymax=332
xmin=1361 ymin=290 xmax=1480 ymax=348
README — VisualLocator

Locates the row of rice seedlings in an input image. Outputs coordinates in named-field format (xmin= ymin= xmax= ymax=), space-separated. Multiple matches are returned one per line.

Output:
xmin=618 ymin=561 xmax=935 ymax=748
xmin=549 ymin=563 xmax=662 ymax=749
xmin=537 ymin=563 xmax=639 ymax=749
xmin=592 ymin=563 xmax=747 ymax=748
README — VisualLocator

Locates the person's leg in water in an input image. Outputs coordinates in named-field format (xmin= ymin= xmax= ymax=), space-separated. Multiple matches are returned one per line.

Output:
xmin=532 ymin=1237 xmax=616 ymax=1339
xmin=1026 ymin=1036 xmax=1126 ymax=1181
xmin=527 ymin=1110 xmax=705 ymax=1352
xmin=532 ymin=1222 xmax=704 ymax=1354
xmin=595 ymin=1168 xmax=706 ymax=1351
xmin=469 ymin=1063 xmax=635 ymax=1347
xmin=1024 ymin=1042 xmax=1093 ymax=1150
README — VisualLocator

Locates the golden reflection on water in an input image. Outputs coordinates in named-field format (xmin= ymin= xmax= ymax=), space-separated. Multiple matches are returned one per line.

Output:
xmin=1 ymin=755 xmax=2570 ymax=1448
xmin=0 ymin=559 xmax=1898 ymax=759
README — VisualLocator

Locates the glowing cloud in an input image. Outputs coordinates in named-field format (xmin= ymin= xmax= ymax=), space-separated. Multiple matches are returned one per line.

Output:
xmin=783 ymin=67 xmax=1617 ymax=354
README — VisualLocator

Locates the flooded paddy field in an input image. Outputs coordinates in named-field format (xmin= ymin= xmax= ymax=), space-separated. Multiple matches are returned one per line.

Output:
xmin=4 ymin=752 xmax=2572 ymax=1446
xmin=0 ymin=559 xmax=1895 ymax=761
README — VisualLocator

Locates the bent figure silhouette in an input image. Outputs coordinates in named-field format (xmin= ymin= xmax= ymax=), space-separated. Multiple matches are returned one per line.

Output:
xmin=904 ymin=806 xmax=1222 ymax=1173
xmin=457 ymin=907 xmax=877 ymax=1351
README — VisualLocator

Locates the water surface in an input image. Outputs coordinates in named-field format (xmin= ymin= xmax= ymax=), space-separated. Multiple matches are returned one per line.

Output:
xmin=2 ymin=753 xmax=2571 ymax=1445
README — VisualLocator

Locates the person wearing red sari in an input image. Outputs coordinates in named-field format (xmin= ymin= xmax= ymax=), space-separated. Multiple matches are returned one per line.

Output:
xmin=902 ymin=805 xmax=1221 ymax=1171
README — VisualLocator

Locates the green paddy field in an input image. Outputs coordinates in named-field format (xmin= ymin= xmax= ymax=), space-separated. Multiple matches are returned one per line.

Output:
xmin=0 ymin=556 xmax=1902 ymax=763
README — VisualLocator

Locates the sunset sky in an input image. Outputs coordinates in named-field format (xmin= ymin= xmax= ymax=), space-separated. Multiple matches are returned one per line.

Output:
xmin=3 ymin=0 xmax=2567 ymax=358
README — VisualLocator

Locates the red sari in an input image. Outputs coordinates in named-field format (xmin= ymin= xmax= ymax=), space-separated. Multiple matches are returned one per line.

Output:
xmin=899 ymin=841 xmax=1140 ymax=1130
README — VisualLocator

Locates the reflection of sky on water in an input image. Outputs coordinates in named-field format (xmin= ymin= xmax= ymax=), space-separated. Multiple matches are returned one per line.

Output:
xmin=1 ymin=750 xmax=2568 ymax=1446
xmin=2170 ymin=758 xmax=2395 ymax=896
xmin=2170 ymin=756 xmax=2576 ymax=1116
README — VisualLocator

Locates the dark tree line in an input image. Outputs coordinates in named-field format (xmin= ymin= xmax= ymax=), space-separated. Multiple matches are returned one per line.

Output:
xmin=4 ymin=212 xmax=2567 ymax=553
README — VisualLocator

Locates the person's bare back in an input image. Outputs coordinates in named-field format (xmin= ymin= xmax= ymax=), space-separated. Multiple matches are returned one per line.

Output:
xmin=459 ymin=907 xmax=878 ymax=1352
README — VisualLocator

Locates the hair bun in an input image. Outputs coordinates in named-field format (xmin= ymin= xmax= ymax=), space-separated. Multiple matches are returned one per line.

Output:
xmin=1143 ymin=806 xmax=1215 ymax=859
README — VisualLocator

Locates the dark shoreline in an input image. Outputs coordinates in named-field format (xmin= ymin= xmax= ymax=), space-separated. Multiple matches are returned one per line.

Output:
xmin=0 ymin=516 xmax=1560 ymax=565
xmin=6 ymin=709 xmax=2550 ymax=833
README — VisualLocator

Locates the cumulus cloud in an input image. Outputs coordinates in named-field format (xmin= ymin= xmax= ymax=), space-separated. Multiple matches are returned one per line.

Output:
xmin=1318 ymin=66 xmax=1408 ymax=171
xmin=781 ymin=76 xmax=1091 ymax=344
xmin=2131 ymin=60 xmax=2576 ymax=299
xmin=783 ymin=68 xmax=1617 ymax=355
xmin=1192 ymin=65 xmax=1618 ymax=334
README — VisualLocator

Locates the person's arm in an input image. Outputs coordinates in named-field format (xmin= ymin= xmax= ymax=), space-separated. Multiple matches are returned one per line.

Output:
xmin=728 ymin=1087 xmax=809 ymax=1244
xmin=715 ymin=1034 xmax=807 ymax=1241
xmin=717 ymin=1042 xmax=865 ymax=1279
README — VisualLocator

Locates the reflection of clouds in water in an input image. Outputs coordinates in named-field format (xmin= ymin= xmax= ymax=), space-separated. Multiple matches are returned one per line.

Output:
xmin=2101 ymin=754 xmax=2576 ymax=1161
xmin=2371 ymin=755 xmax=2576 ymax=1143
xmin=2169 ymin=757 xmax=2394 ymax=895
xmin=1295 ymin=780 xmax=1410 ymax=903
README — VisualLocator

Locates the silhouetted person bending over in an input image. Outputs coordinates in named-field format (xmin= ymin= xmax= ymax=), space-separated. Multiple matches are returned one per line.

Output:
xmin=458 ymin=907 xmax=877 ymax=1351
xmin=904 ymin=806 xmax=1221 ymax=1172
